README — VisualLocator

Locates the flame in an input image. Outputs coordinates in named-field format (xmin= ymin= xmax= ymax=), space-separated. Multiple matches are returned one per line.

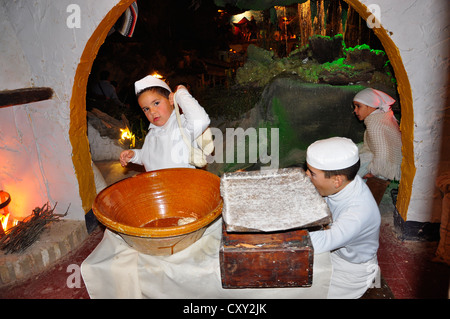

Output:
xmin=120 ymin=127 xmax=135 ymax=148
xmin=0 ymin=212 xmax=18 ymax=233
xmin=0 ymin=213 xmax=9 ymax=232
xmin=120 ymin=128 xmax=132 ymax=140
xmin=151 ymin=72 xmax=163 ymax=79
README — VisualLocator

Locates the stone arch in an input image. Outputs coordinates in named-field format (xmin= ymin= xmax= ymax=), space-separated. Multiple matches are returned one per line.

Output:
xmin=69 ymin=0 xmax=414 ymax=219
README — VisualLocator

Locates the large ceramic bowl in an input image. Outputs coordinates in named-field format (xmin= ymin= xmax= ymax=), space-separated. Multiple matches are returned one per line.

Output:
xmin=92 ymin=168 xmax=223 ymax=255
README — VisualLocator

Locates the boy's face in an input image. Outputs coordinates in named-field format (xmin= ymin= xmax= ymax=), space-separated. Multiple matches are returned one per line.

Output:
xmin=305 ymin=164 xmax=338 ymax=197
xmin=353 ymin=101 xmax=375 ymax=121
xmin=138 ymin=90 xmax=174 ymax=126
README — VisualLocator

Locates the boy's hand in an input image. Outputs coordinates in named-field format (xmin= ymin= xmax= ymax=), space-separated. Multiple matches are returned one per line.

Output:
xmin=120 ymin=150 xmax=135 ymax=167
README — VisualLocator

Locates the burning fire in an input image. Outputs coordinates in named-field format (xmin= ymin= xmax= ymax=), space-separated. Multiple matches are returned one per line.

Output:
xmin=0 ymin=190 xmax=17 ymax=234
xmin=120 ymin=127 xmax=135 ymax=148
xmin=0 ymin=213 xmax=18 ymax=233
xmin=151 ymin=72 xmax=163 ymax=79
xmin=0 ymin=213 xmax=9 ymax=232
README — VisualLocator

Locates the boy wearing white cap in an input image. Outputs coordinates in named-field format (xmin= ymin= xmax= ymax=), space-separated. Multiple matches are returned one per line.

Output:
xmin=306 ymin=137 xmax=381 ymax=299
xmin=119 ymin=75 xmax=210 ymax=171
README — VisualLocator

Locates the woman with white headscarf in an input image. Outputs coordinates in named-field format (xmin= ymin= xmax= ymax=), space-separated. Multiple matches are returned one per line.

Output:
xmin=353 ymin=88 xmax=402 ymax=181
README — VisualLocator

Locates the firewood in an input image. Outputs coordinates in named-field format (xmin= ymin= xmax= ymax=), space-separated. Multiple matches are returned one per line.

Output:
xmin=0 ymin=202 xmax=68 ymax=254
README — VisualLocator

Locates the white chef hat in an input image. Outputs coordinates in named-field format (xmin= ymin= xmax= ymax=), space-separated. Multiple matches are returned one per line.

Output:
xmin=353 ymin=88 xmax=395 ymax=112
xmin=134 ymin=75 xmax=172 ymax=95
xmin=306 ymin=137 xmax=359 ymax=170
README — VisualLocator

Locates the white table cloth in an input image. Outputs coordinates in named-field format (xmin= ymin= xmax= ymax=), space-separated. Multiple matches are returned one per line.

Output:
xmin=81 ymin=219 xmax=332 ymax=299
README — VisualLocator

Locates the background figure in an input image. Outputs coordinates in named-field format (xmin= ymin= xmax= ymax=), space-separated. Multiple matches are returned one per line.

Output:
xmin=91 ymin=70 xmax=120 ymax=101
xmin=353 ymin=88 xmax=402 ymax=204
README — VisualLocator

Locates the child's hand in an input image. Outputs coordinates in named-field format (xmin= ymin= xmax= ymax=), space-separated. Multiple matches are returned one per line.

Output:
xmin=171 ymin=85 xmax=188 ymax=111
xmin=175 ymin=84 xmax=187 ymax=92
xmin=120 ymin=150 xmax=135 ymax=167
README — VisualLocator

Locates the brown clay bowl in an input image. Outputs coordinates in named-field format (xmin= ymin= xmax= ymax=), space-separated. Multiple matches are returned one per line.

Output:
xmin=92 ymin=168 xmax=223 ymax=255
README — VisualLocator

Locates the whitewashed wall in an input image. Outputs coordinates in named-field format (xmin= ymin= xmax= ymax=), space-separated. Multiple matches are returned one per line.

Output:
xmin=359 ymin=0 xmax=448 ymax=222
xmin=0 ymin=0 xmax=118 ymax=220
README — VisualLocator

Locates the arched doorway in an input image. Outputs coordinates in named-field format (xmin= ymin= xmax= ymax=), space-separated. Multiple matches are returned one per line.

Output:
xmin=69 ymin=0 xmax=136 ymax=214
xmin=343 ymin=0 xmax=414 ymax=220
xmin=69 ymin=0 xmax=414 ymax=220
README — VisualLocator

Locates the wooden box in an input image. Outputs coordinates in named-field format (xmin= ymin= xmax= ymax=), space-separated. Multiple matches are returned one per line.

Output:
xmin=219 ymin=224 xmax=313 ymax=288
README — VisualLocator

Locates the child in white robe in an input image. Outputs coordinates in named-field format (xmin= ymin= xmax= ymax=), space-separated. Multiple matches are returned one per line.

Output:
xmin=119 ymin=75 xmax=210 ymax=171
xmin=305 ymin=137 xmax=381 ymax=299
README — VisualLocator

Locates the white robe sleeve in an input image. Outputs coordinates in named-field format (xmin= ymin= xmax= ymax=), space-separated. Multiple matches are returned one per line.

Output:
xmin=175 ymin=88 xmax=210 ymax=140
xmin=129 ymin=137 xmax=148 ymax=165
xmin=309 ymin=208 xmax=362 ymax=254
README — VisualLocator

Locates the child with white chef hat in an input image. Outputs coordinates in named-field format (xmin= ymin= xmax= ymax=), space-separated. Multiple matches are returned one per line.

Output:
xmin=305 ymin=136 xmax=381 ymax=299
xmin=120 ymin=75 xmax=210 ymax=171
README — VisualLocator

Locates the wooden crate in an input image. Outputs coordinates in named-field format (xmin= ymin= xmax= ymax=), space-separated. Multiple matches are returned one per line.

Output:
xmin=219 ymin=224 xmax=313 ymax=288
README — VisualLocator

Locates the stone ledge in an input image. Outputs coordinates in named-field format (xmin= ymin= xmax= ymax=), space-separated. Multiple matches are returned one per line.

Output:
xmin=0 ymin=220 xmax=88 ymax=287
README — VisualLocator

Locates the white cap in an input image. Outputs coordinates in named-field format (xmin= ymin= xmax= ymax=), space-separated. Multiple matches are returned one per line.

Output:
xmin=306 ymin=137 xmax=359 ymax=170
xmin=134 ymin=75 xmax=171 ymax=95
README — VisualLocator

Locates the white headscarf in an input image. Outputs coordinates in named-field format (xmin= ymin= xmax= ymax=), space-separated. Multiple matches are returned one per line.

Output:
xmin=353 ymin=88 xmax=395 ymax=113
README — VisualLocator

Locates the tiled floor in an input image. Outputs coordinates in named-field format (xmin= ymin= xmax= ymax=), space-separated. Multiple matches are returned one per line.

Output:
xmin=0 ymin=226 xmax=103 ymax=299
xmin=376 ymin=200 xmax=450 ymax=299
xmin=0 ymin=205 xmax=448 ymax=299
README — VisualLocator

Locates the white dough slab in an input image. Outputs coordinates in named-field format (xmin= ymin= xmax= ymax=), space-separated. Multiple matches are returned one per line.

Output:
xmin=220 ymin=168 xmax=332 ymax=232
